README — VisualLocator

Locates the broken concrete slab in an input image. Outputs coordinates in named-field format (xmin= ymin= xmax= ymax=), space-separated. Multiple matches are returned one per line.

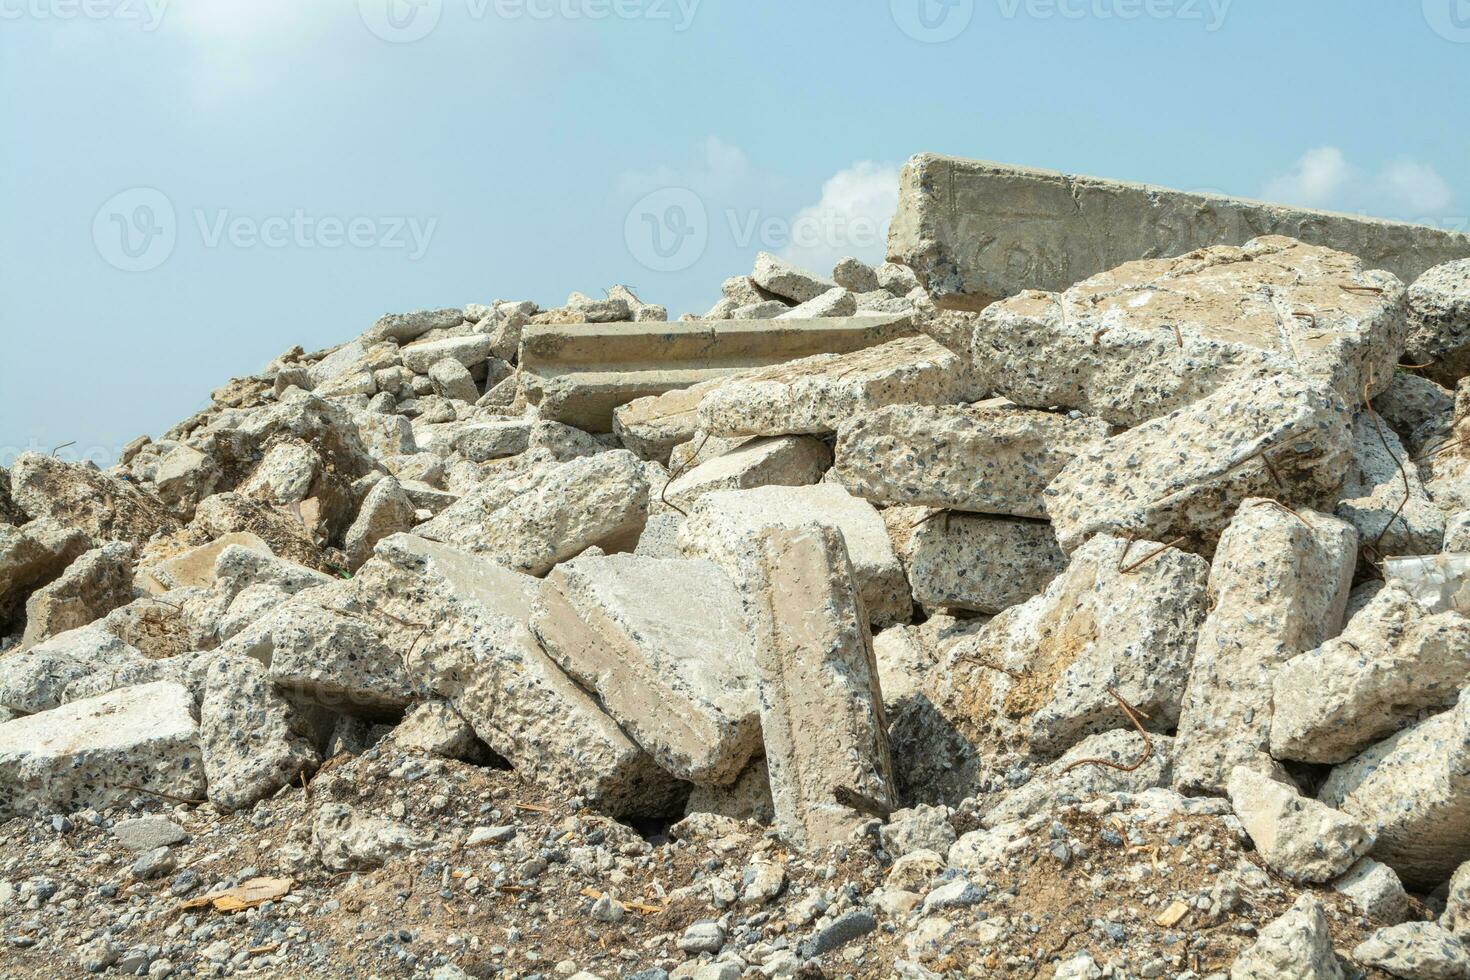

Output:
xmin=362 ymin=308 xmax=465 ymax=345
xmin=427 ymin=357 xmax=479 ymax=403
xmin=1334 ymin=858 xmax=1410 ymax=926
xmin=885 ymin=508 xmax=1065 ymax=614
xmin=678 ymin=483 xmax=912 ymax=626
xmin=0 ymin=520 xmax=90 ymax=630
xmin=1336 ymin=411 xmax=1444 ymax=563
xmin=0 ymin=625 xmax=146 ymax=714
xmin=1446 ymin=862 xmax=1470 ymax=940
xmin=352 ymin=534 xmax=683 ymax=816
xmin=660 ymin=436 xmax=830 ymax=514
xmin=135 ymin=532 xmax=273 ymax=595
xmin=414 ymin=450 xmax=650 ymax=577
xmin=232 ymin=601 xmax=414 ymax=720
xmin=400 ymin=334 xmax=492 ymax=375
xmin=415 ymin=417 xmax=531 ymax=463
xmin=0 ymin=682 xmax=204 ymax=821
xmin=1045 ymin=374 xmax=1354 ymax=555
xmin=972 ymin=237 xmax=1407 ymax=427
xmin=1230 ymin=895 xmax=1344 ymax=980
xmin=613 ymin=377 xmax=743 ymax=463
xmin=1228 ymin=767 xmax=1374 ymax=884
xmin=1405 ymin=259 xmax=1470 ymax=387
xmin=777 ymin=287 xmax=857 ymax=320
xmin=19 ymin=541 xmax=136 ymax=650
xmin=1271 ymin=584 xmax=1470 ymax=764
xmin=736 ymin=523 xmax=894 ymax=850
xmin=983 ymin=730 xmax=1173 ymax=829
xmin=695 ymin=335 xmax=963 ymax=438
xmin=520 ymin=314 xmax=912 ymax=432
xmin=1353 ymin=923 xmax=1470 ymax=980
xmin=887 ymin=153 xmax=1470 ymax=310
xmin=344 ymin=476 xmax=416 ymax=572
xmin=534 ymin=555 xmax=760 ymax=786
xmin=1321 ymin=692 xmax=1470 ymax=890
xmin=9 ymin=453 xmax=180 ymax=544
xmin=200 ymin=655 xmax=321 ymax=811
xmin=835 ymin=404 xmax=1109 ymax=519
xmin=752 ymin=251 xmax=838 ymax=304
xmin=1173 ymin=500 xmax=1357 ymax=794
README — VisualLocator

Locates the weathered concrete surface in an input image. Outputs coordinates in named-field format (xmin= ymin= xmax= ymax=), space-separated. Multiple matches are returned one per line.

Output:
xmin=737 ymin=523 xmax=894 ymax=850
xmin=660 ymin=436 xmax=830 ymax=514
xmin=0 ymin=625 xmax=146 ymax=714
xmin=533 ymin=555 xmax=761 ymax=786
xmin=1173 ymin=501 xmax=1356 ymax=795
xmin=887 ymin=153 xmax=1470 ymax=310
xmin=1336 ymin=411 xmax=1444 ymax=563
xmin=413 ymin=451 xmax=650 ymax=577
xmin=135 ymin=532 xmax=273 ymax=594
xmin=1334 ymin=858 xmax=1411 ymax=926
xmin=1271 ymin=584 xmax=1470 ymax=764
xmin=613 ymin=377 xmax=740 ymax=463
xmin=1405 ymin=258 xmax=1470 ymax=386
xmin=10 ymin=453 xmax=180 ymax=544
xmin=520 ymin=314 xmax=912 ymax=432
xmin=696 ymin=335 xmax=963 ymax=439
xmin=835 ymin=404 xmax=1109 ymax=519
xmin=0 ymin=519 xmax=90 ymax=630
xmin=344 ymin=476 xmax=417 ymax=571
xmin=1321 ymin=692 xmax=1470 ymax=890
xmin=885 ymin=508 xmax=1065 ymax=614
xmin=982 ymin=730 xmax=1173 ymax=830
xmin=678 ymin=484 xmax=912 ymax=626
xmin=1045 ymin=374 xmax=1354 ymax=555
xmin=972 ymin=237 xmax=1407 ymax=427
xmin=200 ymin=655 xmax=321 ymax=812
xmin=1353 ymin=923 xmax=1470 ymax=979
xmin=0 ymin=682 xmax=204 ymax=821
xmin=1230 ymin=896 xmax=1344 ymax=980
xmin=353 ymin=534 xmax=683 ymax=817
xmin=20 ymin=541 xmax=136 ymax=649
xmin=1227 ymin=768 xmax=1374 ymax=884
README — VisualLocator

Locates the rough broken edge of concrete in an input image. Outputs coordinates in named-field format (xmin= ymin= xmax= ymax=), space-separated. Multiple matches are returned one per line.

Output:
xmin=887 ymin=153 xmax=1470 ymax=310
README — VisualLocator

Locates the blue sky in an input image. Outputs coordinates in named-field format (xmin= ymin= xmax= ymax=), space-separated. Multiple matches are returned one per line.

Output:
xmin=3 ymin=0 xmax=1467 ymax=466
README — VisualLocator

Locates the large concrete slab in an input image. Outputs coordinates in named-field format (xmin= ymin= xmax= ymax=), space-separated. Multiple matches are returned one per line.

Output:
xmin=519 ymin=314 xmax=912 ymax=432
xmin=887 ymin=154 xmax=1470 ymax=310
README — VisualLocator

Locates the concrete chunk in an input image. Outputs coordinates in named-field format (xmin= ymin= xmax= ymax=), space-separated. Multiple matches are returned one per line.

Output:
xmin=0 ymin=682 xmax=204 ymax=821
xmin=752 ymin=251 xmax=837 ymax=303
xmin=200 ymin=655 xmax=320 ymax=811
xmin=20 ymin=541 xmax=136 ymax=649
xmin=1337 ymin=411 xmax=1444 ymax=562
xmin=695 ymin=335 xmax=963 ymax=438
xmin=414 ymin=451 xmax=650 ymax=577
xmin=678 ymin=484 xmax=912 ymax=627
xmin=344 ymin=476 xmax=416 ymax=572
xmin=534 ymin=556 xmax=760 ymax=786
xmin=1230 ymin=895 xmax=1344 ymax=980
xmin=1353 ymin=923 xmax=1470 ymax=979
xmin=1321 ymin=692 xmax=1470 ymax=890
xmin=836 ymin=404 xmax=1109 ymax=518
xmin=9 ymin=453 xmax=179 ymax=544
xmin=1046 ymin=374 xmax=1354 ymax=555
xmin=355 ymin=535 xmax=682 ymax=816
xmin=1228 ymin=767 xmax=1374 ymax=884
xmin=520 ymin=314 xmax=912 ymax=432
xmin=135 ymin=532 xmax=273 ymax=595
xmin=660 ymin=436 xmax=830 ymax=513
xmin=737 ymin=523 xmax=894 ymax=850
xmin=400 ymin=334 xmax=492 ymax=374
xmin=972 ymin=237 xmax=1407 ymax=427
xmin=1173 ymin=500 xmax=1356 ymax=794
xmin=1406 ymin=259 xmax=1470 ymax=386
xmin=887 ymin=153 xmax=1470 ymax=309
xmin=886 ymin=508 xmax=1065 ymax=614
xmin=0 ymin=625 xmax=146 ymax=714
xmin=1272 ymin=584 xmax=1470 ymax=764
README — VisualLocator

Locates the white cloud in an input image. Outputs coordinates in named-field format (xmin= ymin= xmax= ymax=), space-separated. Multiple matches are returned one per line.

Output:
xmin=1382 ymin=158 xmax=1455 ymax=215
xmin=780 ymin=161 xmax=900 ymax=276
xmin=1261 ymin=146 xmax=1353 ymax=210
xmin=1263 ymin=147 xmax=1456 ymax=221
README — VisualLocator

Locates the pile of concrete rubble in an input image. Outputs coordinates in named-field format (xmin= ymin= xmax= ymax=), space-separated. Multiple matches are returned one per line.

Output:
xmin=6 ymin=156 xmax=1470 ymax=979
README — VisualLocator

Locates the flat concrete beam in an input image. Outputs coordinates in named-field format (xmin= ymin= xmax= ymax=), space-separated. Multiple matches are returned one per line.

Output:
xmin=519 ymin=314 xmax=912 ymax=432
xmin=887 ymin=154 xmax=1470 ymax=310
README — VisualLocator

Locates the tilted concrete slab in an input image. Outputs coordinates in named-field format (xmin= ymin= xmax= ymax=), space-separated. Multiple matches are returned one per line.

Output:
xmin=887 ymin=154 xmax=1470 ymax=310
xmin=519 ymin=314 xmax=913 ymax=432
